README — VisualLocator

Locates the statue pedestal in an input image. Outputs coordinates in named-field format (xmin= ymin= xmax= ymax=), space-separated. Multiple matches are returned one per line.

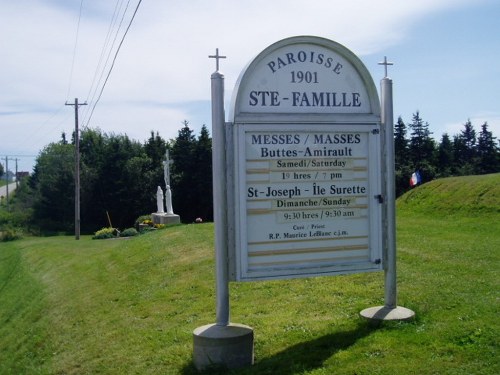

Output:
xmin=152 ymin=213 xmax=180 ymax=225
xmin=193 ymin=323 xmax=254 ymax=371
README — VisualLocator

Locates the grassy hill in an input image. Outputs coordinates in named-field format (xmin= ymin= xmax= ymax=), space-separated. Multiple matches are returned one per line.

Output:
xmin=1 ymin=175 xmax=499 ymax=374
xmin=397 ymin=173 xmax=500 ymax=215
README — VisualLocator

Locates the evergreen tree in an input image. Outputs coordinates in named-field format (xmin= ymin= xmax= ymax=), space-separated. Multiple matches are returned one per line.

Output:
xmin=79 ymin=129 xmax=149 ymax=231
xmin=144 ymin=130 xmax=168 ymax=203
xmin=477 ymin=122 xmax=499 ymax=174
xmin=192 ymin=125 xmax=213 ymax=221
xmin=61 ymin=131 xmax=68 ymax=145
xmin=170 ymin=122 xmax=213 ymax=223
xmin=458 ymin=120 xmax=477 ymax=168
xmin=145 ymin=131 xmax=167 ymax=167
xmin=31 ymin=142 xmax=75 ymax=232
xmin=170 ymin=121 xmax=197 ymax=222
xmin=393 ymin=116 xmax=412 ymax=196
xmin=394 ymin=116 xmax=408 ymax=170
xmin=437 ymin=133 xmax=454 ymax=177
xmin=453 ymin=120 xmax=478 ymax=175
xmin=452 ymin=134 xmax=466 ymax=174
xmin=408 ymin=111 xmax=436 ymax=182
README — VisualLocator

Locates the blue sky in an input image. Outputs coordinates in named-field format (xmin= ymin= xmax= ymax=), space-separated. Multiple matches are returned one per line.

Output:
xmin=1 ymin=0 xmax=499 ymax=173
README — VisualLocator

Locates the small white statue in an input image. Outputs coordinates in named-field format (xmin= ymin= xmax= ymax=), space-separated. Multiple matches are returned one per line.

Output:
xmin=165 ymin=185 xmax=174 ymax=215
xmin=156 ymin=186 xmax=164 ymax=213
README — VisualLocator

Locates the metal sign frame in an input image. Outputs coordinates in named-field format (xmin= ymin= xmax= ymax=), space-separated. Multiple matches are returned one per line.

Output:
xmin=227 ymin=36 xmax=384 ymax=282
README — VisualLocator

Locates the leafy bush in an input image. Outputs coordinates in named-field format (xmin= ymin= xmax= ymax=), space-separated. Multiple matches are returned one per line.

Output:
xmin=92 ymin=227 xmax=116 ymax=240
xmin=138 ymin=226 xmax=156 ymax=234
xmin=121 ymin=228 xmax=139 ymax=237
xmin=134 ymin=215 xmax=152 ymax=228
xmin=0 ymin=227 xmax=22 ymax=242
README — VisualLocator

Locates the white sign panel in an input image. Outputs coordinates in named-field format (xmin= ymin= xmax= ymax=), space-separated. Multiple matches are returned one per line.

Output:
xmin=238 ymin=47 xmax=370 ymax=114
xmin=229 ymin=37 xmax=383 ymax=281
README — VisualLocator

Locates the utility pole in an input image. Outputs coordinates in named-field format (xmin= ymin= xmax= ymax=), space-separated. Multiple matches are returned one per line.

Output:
xmin=66 ymin=98 xmax=87 ymax=240
xmin=4 ymin=156 xmax=9 ymax=210
xmin=2 ymin=156 xmax=16 ymax=210
xmin=15 ymin=158 xmax=19 ymax=189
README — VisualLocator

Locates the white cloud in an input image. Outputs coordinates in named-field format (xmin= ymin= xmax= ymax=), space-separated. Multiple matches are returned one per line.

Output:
xmin=442 ymin=112 xmax=500 ymax=139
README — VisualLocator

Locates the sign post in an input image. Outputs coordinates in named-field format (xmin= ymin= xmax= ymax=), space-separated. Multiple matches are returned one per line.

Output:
xmin=359 ymin=59 xmax=415 ymax=322
xmin=193 ymin=50 xmax=254 ymax=372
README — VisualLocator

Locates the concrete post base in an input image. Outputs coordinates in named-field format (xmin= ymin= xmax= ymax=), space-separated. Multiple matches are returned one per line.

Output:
xmin=193 ymin=323 xmax=254 ymax=371
xmin=360 ymin=305 xmax=415 ymax=323
xmin=151 ymin=213 xmax=180 ymax=225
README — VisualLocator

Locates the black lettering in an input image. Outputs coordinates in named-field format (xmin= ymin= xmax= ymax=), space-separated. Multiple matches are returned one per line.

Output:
xmin=316 ymin=53 xmax=324 ymax=65
xmin=277 ymin=57 xmax=287 ymax=70
xmin=312 ymin=92 xmax=324 ymax=106
xmin=333 ymin=62 xmax=343 ymax=74
xmin=325 ymin=57 xmax=333 ymax=68
xmin=352 ymin=92 xmax=361 ymax=107
xmin=342 ymin=92 xmax=351 ymax=106
xmin=249 ymin=91 xmax=258 ymax=106
xmin=300 ymin=92 xmax=310 ymax=107
xmin=251 ymin=135 xmax=262 ymax=144
xmin=267 ymin=61 xmax=277 ymax=73
xmin=247 ymin=187 xmax=258 ymax=198
xmin=286 ymin=52 xmax=297 ymax=65
xmin=270 ymin=91 xmax=280 ymax=106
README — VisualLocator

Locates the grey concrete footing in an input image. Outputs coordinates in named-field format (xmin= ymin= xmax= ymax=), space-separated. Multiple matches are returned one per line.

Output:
xmin=193 ymin=323 xmax=254 ymax=371
xmin=360 ymin=305 xmax=415 ymax=323
xmin=151 ymin=213 xmax=180 ymax=225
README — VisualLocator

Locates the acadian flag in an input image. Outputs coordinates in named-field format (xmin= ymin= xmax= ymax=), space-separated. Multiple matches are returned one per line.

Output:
xmin=410 ymin=171 xmax=421 ymax=187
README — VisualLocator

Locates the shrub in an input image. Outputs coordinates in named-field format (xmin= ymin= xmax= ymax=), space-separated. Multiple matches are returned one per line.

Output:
xmin=121 ymin=227 xmax=139 ymax=237
xmin=138 ymin=226 xmax=156 ymax=234
xmin=92 ymin=227 xmax=116 ymax=240
xmin=134 ymin=215 xmax=152 ymax=228
xmin=0 ymin=227 xmax=22 ymax=242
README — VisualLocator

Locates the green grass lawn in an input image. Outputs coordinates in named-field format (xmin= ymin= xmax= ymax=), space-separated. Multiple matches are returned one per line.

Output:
xmin=1 ymin=175 xmax=499 ymax=374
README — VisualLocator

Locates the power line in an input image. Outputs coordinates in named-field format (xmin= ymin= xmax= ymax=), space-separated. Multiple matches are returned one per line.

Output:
xmin=0 ymin=154 xmax=38 ymax=158
xmin=81 ymin=0 xmax=127 ymax=125
xmin=84 ymin=0 xmax=143 ymax=129
xmin=66 ymin=0 xmax=85 ymax=101
xmin=7 ymin=104 xmax=70 ymax=155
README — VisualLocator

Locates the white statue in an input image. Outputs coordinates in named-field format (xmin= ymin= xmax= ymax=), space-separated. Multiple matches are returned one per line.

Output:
xmin=163 ymin=150 xmax=175 ymax=215
xmin=165 ymin=185 xmax=173 ymax=214
xmin=156 ymin=186 xmax=164 ymax=213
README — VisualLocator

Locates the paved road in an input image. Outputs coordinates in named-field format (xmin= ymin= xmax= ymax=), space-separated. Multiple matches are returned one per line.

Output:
xmin=0 ymin=182 xmax=17 ymax=199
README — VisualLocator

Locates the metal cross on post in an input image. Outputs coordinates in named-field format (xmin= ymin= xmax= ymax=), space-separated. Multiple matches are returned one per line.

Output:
xmin=209 ymin=48 xmax=226 ymax=71
xmin=163 ymin=150 xmax=173 ymax=188
xmin=378 ymin=56 xmax=394 ymax=78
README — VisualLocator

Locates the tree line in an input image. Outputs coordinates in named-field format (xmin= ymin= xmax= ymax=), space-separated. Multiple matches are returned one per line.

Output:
xmin=394 ymin=112 xmax=499 ymax=196
xmin=4 ymin=113 xmax=500 ymax=235
xmin=10 ymin=122 xmax=212 ymax=234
